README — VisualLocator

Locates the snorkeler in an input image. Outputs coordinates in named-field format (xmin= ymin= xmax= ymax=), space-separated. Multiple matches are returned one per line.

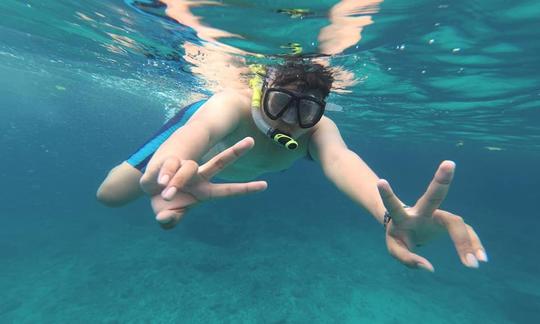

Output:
xmin=97 ymin=60 xmax=488 ymax=272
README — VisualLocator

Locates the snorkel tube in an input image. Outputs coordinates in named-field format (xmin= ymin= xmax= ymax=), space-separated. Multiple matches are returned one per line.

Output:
xmin=249 ymin=64 xmax=299 ymax=151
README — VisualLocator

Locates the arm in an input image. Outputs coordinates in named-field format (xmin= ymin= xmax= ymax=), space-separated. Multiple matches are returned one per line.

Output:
xmin=309 ymin=118 xmax=487 ymax=271
xmin=140 ymin=91 xmax=243 ymax=195
xmin=153 ymin=92 xmax=241 ymax=161
xmin=308 ymin=117 xmax=390 ymax=224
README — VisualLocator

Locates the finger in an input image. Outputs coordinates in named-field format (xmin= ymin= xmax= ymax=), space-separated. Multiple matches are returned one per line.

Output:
xmin=434 ymin=210 xmax=479 ymax=268
xmin=377 ymin=179 xmax=407 ymax=225
xmin=467 ymin=225 xmax=488 ymax=262
xmin=140 ymin=162 xmax=163 ymax=195
xmin=158 ymin=158 xmax=181 ymax=186
xmin=162 ymin=160 xmax=199 ymax=201
xmin=415 ymin=160 xmax=455 ymax=217
xmin=386 ymin=234 xmax=435 ymax=272
xmin=207 ymin=181 xmax=267 ymax=199
xmin=199 ymin=137 xmax=255 ymax=180
xmin=155 ymin=208 xmax=186 ymax=230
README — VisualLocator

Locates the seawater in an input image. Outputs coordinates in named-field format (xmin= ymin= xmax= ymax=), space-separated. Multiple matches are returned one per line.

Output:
xmin=1 ymin=0 xmax=539 ymax=322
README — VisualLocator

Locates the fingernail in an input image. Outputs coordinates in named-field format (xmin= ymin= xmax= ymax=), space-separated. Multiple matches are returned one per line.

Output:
xmin=466 ymin=253 xmax=479 ymax=268
xmin=159 ymin=175 xmax=170 ymax=185
xmin=417 ymin=263 xmax=434 ymax=273
xmin=156 ymin=215 xmax=174 ymax=225
xmin=155 ymin=215 xmax=168 ymax=224
xmin=162 ymin=187 xmax=177 ymax=200
xmin=477 ymin=250 xmax=488 ymax=262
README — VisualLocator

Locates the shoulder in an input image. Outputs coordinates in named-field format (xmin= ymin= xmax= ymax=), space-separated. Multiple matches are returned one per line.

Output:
xmin=204 ymin=89 xmax=251 ymax=110
xmin=311 ymin=116 xmax=340 ymax=136
xmin=308 ymin=116 xmax=347 ymax=161
xmin=191 ymin=90 xmax=250 ymax=121
xmin=304 ymin=116 xmax=340 ymax=147
xmin=185 ymin=90 xmax=250 ymax=142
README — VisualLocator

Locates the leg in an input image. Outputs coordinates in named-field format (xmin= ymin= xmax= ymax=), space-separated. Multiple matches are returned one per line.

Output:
xmin=97 ymin=162 xmax=144 ymax=207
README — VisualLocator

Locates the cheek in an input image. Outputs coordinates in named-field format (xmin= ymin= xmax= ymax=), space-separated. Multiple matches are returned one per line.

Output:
xmin=261 ymin=109 xmax=281 ymax=127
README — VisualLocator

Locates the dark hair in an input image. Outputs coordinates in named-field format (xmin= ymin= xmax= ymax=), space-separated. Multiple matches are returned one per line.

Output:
xmin=269 ymin=60 xmax=334 ymax=98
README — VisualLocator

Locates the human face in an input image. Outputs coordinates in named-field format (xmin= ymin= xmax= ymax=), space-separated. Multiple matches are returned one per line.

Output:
xmin=262 ymin=85 xmax=326 ymax=129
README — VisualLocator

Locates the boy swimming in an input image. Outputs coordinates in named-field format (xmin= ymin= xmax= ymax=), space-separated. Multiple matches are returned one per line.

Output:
xmin=97 ymin=60 xmax=487 ymax=272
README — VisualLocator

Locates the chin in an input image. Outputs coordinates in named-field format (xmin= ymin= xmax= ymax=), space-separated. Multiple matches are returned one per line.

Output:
xmin=297 ymin=128 xmax=312 ymax=136
xmin=289 ymin=127 xmax=310 ymax=137
xmin=274 ymin=121 xmax=310 ymax=136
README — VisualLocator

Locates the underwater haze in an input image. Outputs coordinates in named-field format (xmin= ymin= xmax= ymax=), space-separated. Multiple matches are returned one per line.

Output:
xmin=1 ymin=0 xmax=539 ymax=323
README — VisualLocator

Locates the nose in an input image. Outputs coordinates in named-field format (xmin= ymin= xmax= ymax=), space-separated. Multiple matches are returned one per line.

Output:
xmin=280 ymin=105 xmax=297 ymax=125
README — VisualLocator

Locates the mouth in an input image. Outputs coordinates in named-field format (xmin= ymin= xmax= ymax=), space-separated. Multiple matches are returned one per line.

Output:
xmin=275 ymin=124 xmax=293 ymax=133
xmin=279 ymin=123 xmax=307 ymax=136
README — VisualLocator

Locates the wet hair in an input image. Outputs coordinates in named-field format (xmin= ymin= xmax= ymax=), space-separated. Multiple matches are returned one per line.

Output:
xmin=269 ymin=60 xmax=334 ymax=98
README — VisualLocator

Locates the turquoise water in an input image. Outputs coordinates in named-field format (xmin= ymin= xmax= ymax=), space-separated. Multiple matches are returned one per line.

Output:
xmin=1 ymin=0 xmax=539 ymax=323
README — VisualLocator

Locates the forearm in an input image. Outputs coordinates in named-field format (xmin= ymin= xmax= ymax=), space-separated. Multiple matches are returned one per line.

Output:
xmin=150 ymin=120 xmax=211 ymax=166
xmin=322 ymin=149 xmax=394 ymax=224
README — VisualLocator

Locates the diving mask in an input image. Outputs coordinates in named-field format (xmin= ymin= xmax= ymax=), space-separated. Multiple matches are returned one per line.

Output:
xmin=262 ymin=87 xmax=326 ymax=128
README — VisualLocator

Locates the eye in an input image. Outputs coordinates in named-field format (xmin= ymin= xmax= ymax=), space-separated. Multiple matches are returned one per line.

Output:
xmin=266 ymin=91 xmax=292 ymax=117
xmin=298 ymin=100 xmax=321 ymax=121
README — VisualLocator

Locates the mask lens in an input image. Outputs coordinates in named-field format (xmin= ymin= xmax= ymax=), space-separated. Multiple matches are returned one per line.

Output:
xmin=281 ymin=104 xmax=298 ymax=124
xmin=298 ymin=99 xmax=324 ymax=127
xmin=266 ymin=91 xmax=292 ymax=118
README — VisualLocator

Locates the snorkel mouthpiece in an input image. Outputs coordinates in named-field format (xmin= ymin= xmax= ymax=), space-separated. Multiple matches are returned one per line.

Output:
xmin=271 ymin=131 xmax=298 ymax=150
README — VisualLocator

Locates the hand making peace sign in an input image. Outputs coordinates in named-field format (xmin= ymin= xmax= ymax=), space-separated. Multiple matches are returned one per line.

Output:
xmin=141 ymin=137 xmax=267 ymax=229
xmin=378 ymin=161 xmax=488 ymax=272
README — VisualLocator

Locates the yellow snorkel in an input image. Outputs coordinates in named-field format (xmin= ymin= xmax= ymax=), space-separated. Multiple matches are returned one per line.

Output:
xmin=249 ymin=64 xmax=299 ymax=151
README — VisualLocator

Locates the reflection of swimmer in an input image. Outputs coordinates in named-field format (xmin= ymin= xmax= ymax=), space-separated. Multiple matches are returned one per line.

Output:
xmin=97 ymin=59 xmax=488 ymax=272
xmin=318 ymin=0 xmax=384 ymax=55
xmin=127 ymin=0 xmax=379 ymax=92
xmin=126 ymin=0 xmax=378 ymax=94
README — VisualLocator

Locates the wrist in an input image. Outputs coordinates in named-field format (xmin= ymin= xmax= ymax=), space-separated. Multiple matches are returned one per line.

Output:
xmin=383 ymin=205 xmax=410 ymax=230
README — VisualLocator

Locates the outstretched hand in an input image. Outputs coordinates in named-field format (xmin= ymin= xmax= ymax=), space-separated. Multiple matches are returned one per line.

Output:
xmin=141 ymin=137 xmax=267 ymax=229
xmin=377 ymin=161 xmax=487 ymax=272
